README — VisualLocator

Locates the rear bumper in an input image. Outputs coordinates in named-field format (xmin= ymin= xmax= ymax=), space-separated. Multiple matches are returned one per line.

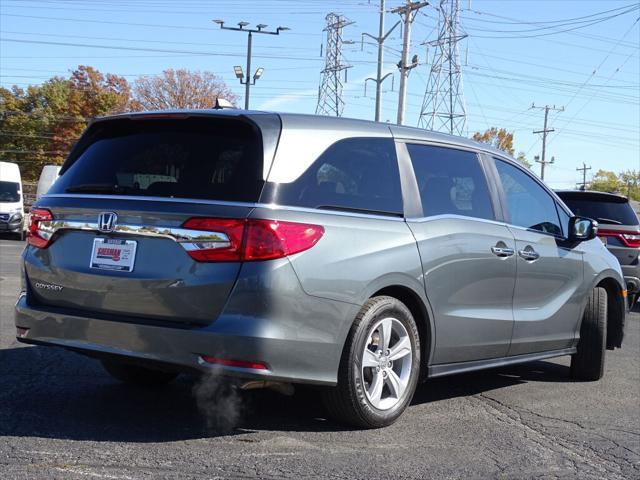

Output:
xmin=14 ymin=259 xmax=360 ymax=386
xmin=14 ymin=294 xmax=352 ymax=385
xmin=622 ymin=265 xmax=640 ymax=296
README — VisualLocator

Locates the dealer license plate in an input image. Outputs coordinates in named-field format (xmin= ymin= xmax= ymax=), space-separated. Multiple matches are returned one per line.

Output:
xmin=90 ymin=238 xmax=137 ymax=272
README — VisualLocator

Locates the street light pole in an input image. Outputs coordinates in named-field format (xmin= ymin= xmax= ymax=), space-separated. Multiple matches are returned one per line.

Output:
xmin=213 ymin=20 xmax=289 ymax=110
xmin=245 ymin=31 xmax=252 ymax=110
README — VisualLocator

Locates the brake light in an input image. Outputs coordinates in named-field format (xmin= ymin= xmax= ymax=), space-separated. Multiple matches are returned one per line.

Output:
xmin=622 ymin=233 xmax=640 ymax=248
xmin=181 ymin=218 xmax=245 ymax=262
xmin=598 ymin=229 xmax=640 ymax=248
xmin=27 ymin=208 xmax=54 ymax=248
xmin=181 ymin=218 xmax=324 ymax=262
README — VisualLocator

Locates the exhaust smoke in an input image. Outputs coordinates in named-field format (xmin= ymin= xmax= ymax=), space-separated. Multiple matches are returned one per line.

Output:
xmin=192 ymin=371 xmax=244 ymax=432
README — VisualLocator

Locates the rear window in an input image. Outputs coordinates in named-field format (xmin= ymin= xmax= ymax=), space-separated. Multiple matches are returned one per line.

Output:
xmin=559 ymin=195 xmax=639 ymax=226
xmin=51 ymin=117 xmax=264 ymax=202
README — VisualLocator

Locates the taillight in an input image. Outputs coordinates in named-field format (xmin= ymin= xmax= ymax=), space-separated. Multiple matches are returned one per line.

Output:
xmin=181 ymin=218 xmax=245 ymax=262
xmin=622 ymin=233 xmax=640 ymax=248
xmin=181 ymin=218 xmax=324 ymax=262
xmin=243 ymin=219 xmax=325 ymax=261
xmin=27 ymin=208 xmax=54 ymax=248
xmin=598 ymin=229 xmax=640 ymax=248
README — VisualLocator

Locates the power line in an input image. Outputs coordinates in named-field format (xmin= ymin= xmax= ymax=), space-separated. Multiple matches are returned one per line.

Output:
xmin=461 ymin=5 xmax=639 ymax=37
xmin=462 ymin=3 xmax=638 ymax=27
xmin=0 ymin=13 xmax=323 ymax=35
xmin=0 ymin=37 xmax=323 ymax=63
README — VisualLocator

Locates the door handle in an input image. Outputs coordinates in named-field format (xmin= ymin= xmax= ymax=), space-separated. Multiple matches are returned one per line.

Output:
xmin=491 ymin=246 xmax=515 ymax=257
xmin=518 ymin=248 xmax=540 ymax=261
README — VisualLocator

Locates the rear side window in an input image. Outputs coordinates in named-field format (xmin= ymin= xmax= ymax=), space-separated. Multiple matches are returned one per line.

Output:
xmin=51 ymin=117 xmax=264 ymax=202
xmin=495 ymin=159 xmax=562 ymax=236
xmin=559 ymin=196 xmax=639 ymax=226
xmin=406 ymin=144 xmax=494 ymax=220
xmin=262 ymin=137 xmax=403 ymax=216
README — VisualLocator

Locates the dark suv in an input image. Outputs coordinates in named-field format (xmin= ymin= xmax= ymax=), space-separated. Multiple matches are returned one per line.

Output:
xmin=557 ymin=190 xmax=639 ymax=306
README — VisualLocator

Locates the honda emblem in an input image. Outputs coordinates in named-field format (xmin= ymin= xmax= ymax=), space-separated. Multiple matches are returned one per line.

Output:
xmin=98 ymin=212 xmax=118 ymax=233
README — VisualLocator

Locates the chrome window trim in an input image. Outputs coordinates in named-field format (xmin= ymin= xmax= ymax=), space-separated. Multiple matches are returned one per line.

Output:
xmin=405 ymin=213 xmax=509 ymax=228
xmin=504 ymin=222 xmax=566 ymax=241
xmin=41 ymin=194 xmax=406 ymax=222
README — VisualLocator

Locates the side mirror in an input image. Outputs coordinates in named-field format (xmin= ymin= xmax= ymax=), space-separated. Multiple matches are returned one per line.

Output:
xmin=569 ymin=216 xmax=598 ymax=242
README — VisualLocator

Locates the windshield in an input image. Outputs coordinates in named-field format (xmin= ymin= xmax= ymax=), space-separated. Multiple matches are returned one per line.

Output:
xmin=560 ymin=196 xmax=639 ymax=226
xmin=0 ymin=181 xmax=20 ymax=203
xmin=51 ymin=117 xmax=264 ymax=202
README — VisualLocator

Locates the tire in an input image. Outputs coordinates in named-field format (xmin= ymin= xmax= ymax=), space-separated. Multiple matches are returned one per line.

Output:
xmin=322 ymin=296 xmax=421 ymax=428
xmin=101 ymin=359 xmax=179 ymax=386
xmin=571 ymin=287 xmax=607 ymax=381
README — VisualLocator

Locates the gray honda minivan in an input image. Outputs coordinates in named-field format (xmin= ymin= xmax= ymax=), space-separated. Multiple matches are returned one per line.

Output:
xmin=15 ymin=110 xmax=627 ymax=428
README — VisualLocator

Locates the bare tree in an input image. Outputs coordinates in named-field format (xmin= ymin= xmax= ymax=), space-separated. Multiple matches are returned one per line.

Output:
xmin=132 ymin=69 xmax=238 ymax=110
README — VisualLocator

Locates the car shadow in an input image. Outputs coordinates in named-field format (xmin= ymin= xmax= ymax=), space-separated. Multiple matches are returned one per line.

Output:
xmin=0 ymin=345 xmax=571 ymax=442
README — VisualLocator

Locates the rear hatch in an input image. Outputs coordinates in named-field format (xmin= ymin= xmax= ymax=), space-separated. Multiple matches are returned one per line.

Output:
xmin=558 ymin=191 xmax=640 ymax=264
xmin=25 ymin=114 xmax=267 ymax=327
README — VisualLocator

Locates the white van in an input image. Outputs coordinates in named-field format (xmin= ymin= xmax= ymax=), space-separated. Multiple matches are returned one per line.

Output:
xmin=36 ymin=165 xmax=61 ymax=200
xmin=0 ymin=161 xmax=25 ymax=239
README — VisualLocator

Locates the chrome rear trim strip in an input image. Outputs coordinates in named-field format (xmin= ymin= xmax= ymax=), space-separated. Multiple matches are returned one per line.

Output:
xmin=37 ymin=220 xmax=230 ymax=246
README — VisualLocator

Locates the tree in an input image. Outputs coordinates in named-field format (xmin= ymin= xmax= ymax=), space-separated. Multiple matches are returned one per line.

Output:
xmin=619 ymin=170 xmax=640 ymax=200
xmin=0 ymin=66 xmax=131 ymax=180
xmin=0 ymin=85 xmax=55 ymax=180
xmin=48 ymin=66 xmax=131 ymax=163
xmin=472 ymin=127 xmax=531 ymax=168
xmin=589 ymin=170 xmax=622 ymax=194
xmin=516 ymin=151 xmax=532 ymax=169
xmin=472 ymin=127 xmax=514 ymax=156
xmin=132 ymin=69 xmax=237 ymax=110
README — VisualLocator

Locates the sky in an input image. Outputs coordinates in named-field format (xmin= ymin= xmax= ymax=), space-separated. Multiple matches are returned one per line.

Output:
xmin=1 ymin=0 xmax=639 ymax=189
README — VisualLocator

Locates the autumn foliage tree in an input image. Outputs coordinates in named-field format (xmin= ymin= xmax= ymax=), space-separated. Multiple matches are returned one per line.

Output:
xmin=472 ymin=127 xmax=531 ymax=168
xmin=132 ymin=69 xmax=237 ymax=110
xmin=1 ymin=66 xmax=236 ymax=181
xmin=49 ymin=66 xmax=131 ymax=163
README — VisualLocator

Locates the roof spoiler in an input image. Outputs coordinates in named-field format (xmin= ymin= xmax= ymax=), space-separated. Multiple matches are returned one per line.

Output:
xmin=214 ymin=98 xmax=235 ymax=109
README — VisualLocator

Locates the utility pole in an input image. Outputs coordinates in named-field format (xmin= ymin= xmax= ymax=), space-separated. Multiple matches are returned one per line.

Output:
xmin=392 ymin=1 xmax=428 ymax=126
xmin=418 ymin=0 xmax=467 ymax=135
xmin=362 ymin=0 xmax=401 ymax=122
xmin=317 ymin=13 xmax=354 ymax=117
xmin=213 ymin=20 xmax=289 ymax=110
xmin=576 ymin=162 xmax=591 ymax=190
xmin=531 ymin=103 xmax=564 ymax=180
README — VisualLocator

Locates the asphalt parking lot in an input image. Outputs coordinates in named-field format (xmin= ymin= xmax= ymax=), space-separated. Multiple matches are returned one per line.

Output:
xmin=1 ymin=238 xmax=638 ymax=479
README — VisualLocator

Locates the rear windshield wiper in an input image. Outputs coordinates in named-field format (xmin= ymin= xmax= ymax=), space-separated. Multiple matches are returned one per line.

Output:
xmin=595 ymin=217 xmax=622 ymax=225
xmin=65 ymin=183 xmax=123 ymax=194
